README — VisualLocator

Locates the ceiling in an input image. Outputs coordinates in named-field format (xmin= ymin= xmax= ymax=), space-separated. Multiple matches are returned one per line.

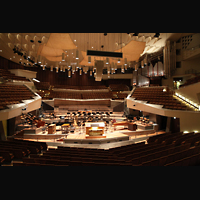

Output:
xmin=0 ymin=33 xmax=194 ymax=69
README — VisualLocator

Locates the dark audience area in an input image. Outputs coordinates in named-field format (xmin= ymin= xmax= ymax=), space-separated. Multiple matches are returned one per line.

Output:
xmin=0 ymin=131 xmax=199 ymax=166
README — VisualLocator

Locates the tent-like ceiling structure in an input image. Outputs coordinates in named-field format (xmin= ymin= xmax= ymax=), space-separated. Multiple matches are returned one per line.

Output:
xmin=115 ymin=40 xmax=146 ymax=61
xmin=46 ymin=33 xmax=77 ymax=50
xmin=37 ymin=33 xmax=77 ymax=62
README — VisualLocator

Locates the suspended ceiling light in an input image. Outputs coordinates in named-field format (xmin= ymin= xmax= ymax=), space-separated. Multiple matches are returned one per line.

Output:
xmin=115 ymin=63 xmax=117 ymax=70
xmin=68 ymin=70 xmax=71 ymax=77
xmin=41 ymin=60 xmax=44 ymax=66
xmin=79 ymin=69 xmax=82 ymax=75
xmin=124 ymin=58 xmax=127 ymax=66
xmin=106 ymin=57 xmax=109 ymax=65
xmin=62 ymin=53 xmax=65 ymax=61
xmin=141 ymin=60 xmax=144 ymax=68
xmin=50 ymin=65 xmax=53 ymax=71
xmin=118 ymin=59 xmax=120 ymax=63
xmin=121 ymin=66 xmax=124 ymax=73
xmin=88 ymin=56 xmax=91 ymax=63
xmin=76 ymin=50 xmax=79 ymax=60
xmin=38 ymin=55 xmax=41 ymax=63
xmin=111 ymin=62 xmax=114 ymax=70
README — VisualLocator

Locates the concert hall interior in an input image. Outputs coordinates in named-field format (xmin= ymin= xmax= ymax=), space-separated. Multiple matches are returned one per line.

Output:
xmin=0 ymin=32 xmax=200 ymax=166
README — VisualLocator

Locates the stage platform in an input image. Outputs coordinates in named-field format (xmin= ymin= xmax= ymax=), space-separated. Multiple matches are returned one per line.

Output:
xmin=20 ymin=126 xmax=158 ymax=147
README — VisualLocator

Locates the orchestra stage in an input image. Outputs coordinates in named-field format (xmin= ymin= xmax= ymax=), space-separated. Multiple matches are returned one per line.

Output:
xmin=16 ymin=111 xmax=163 ymax=149
xmin=20 ymin=127 xmax=162 ymax=149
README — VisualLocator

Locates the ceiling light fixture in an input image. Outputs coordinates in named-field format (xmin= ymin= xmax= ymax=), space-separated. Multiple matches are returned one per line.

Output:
xmin=88 ymin=56 xmax=91 ymax=63
xmin=62 ymin=53 xmax=65 ymax=61
xmin=76 ymin=50 xmax=79 ymax=60
xmin=106 ymin=57 xmax=109 ymax=64
xmin=124 ymin=58 xmax=127 ymax=66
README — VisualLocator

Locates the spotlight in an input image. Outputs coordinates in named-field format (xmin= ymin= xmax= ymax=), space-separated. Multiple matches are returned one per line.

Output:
xmin=30 ymin=39 xmax=34 ymax=43
xmin=38 ymin=40 xmax=42 ymax=43
xmin=133 ymin=33 xmax=139 ymax=36
xmin=104 ymin=33 xmax=107 ymax=36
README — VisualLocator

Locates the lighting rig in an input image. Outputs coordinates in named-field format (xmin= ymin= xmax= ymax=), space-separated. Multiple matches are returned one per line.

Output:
xmin=12 ymin=45 xmax=40 ymax=67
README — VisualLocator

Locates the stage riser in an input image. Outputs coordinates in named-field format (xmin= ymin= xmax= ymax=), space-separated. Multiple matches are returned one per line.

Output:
xmin=63 ymin=136 xmax=130 ymax=145
xmin=23 ymin=134 xmax=67 ymax=140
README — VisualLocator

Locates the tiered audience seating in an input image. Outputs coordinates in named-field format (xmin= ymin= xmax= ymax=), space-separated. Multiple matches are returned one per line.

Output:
xmin=82 ymin=92 xmax=112 ymax=99
xmin=0 ymin=139 xmax=47 ymax=165
xmin=116 ymin=93 xmax=128 ymax=100
xmin=0 ymin=84 xmax=36 ymax=110
xmin=38 ymin=91 xmax=113 ymax=100
xmin=48 ymin=91 xmax=82 ymax=99
xmin=131 ymin=87 xmax=193 ymax=111
xmin=53 ymin=85 xmax=107 ymax=90
xmin=109 ymin=84 xmax=130 ymax=91
xmin=180 ymin=75 xmax=200 ymax=88
xmin=0 ymin=69 xmax=29 ymax=82
xmin=11 ymin=131 xmax=200 ymax=166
